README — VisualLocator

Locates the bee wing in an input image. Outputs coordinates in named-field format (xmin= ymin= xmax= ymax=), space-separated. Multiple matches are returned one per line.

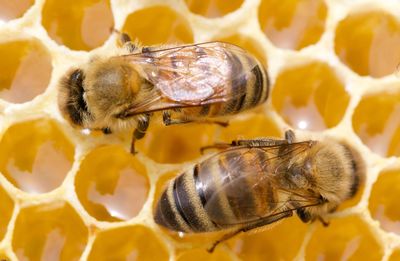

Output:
xmin=199 ymin=142 xmax=321 ymax=226
xmin=121 ymin=42 xmax=260 ymax=106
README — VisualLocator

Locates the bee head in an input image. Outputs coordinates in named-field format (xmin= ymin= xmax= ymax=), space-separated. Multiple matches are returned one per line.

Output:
xmin=58 ymin=68 xmax=92 ymax=128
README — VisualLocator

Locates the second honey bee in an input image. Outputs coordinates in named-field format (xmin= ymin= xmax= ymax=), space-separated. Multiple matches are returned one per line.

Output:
xmin=58 ymin=33 xmax=269 ymax=153
xmin=154 ymin=130 xmax=365 ymax=252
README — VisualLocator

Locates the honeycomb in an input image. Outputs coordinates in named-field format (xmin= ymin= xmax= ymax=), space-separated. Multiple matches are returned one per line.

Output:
xmin=0 ymin=0 xmax=400 ymax=260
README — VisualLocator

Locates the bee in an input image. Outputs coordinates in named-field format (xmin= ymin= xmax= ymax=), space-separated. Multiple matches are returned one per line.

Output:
xmin=57 ymin=33 xmax=269 ymax=153
xmin=154 ymin=130 xmax=365 ymax=252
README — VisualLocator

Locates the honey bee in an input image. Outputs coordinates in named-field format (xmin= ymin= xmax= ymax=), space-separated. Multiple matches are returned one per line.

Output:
xmin=57 ymin=33 xmax=269 ymax=153
xmin=154 ymin=130 xmax=365 ymax=252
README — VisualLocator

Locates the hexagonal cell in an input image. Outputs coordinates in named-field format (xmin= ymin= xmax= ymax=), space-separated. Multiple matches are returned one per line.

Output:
xmin=75 ymin=145 xmax=149 ymax=222
xmin=272 ymin=61 xmax=349 ymax=131
xmin=87 ymin=225 xmax=169 ymax=261
xmin=184 ymin=0 xmax=243 ymax=18
xmin=0 ymin=119 xmax=74 ymax=193
xmin=232 ymin=218 xmax=307 ymax=261
xmin=0 ymin=184 xmax=14 ymax=241
xmin=389 ymin=248 xmax=400 ymax=261
xmin=334 ymin=10 xmax=400 ymax=78
xmin=42 ymin=0 xmax=114 ymax=51
xmin=12 ymin=201 xmax=88 ymax=261
xmin=305 ymin=215 xmax=383 ymax=260
xmin=258 ymin=0 xmax=327 ymax=50
xmin=214 ymin=34 xmax=267 ymax=67
xmin=369 ymin=169 xmax=400 ymax=235
xmin=0 ymin=39 xmax=52 ymax=103
xmin=352 ymin=90 xmax=400 ymax=157
xmin=217 ymin=113 xmax=281 ymax=143
xmin=177 ymin=248 xmax=231 ymax=261
xmin=136 ymin=122 xmax=217 ymax=164
xmin=0 ymin=0 xmax=34 ymax=21
xmin=122 ymin=6 xmax=193 ymax=46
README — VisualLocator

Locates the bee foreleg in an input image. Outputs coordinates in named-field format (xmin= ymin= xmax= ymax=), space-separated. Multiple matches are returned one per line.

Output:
xmin=207 ymin=211 xmax=293 ymax=253
xmin=130 ymin=114 xmax=151 ymax=154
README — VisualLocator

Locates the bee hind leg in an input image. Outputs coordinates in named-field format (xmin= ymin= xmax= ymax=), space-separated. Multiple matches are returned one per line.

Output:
xmin=130 ymin=114 xmax=151 ymax=154
xmin=207 ymin=211 xmax=293 ymax=253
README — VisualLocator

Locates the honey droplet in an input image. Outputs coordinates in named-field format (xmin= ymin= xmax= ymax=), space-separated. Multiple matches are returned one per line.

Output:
xmin=75 ymin=145 xmax=149 ymax=221
xmin=0 ymin=119 xmax=74 ymax=193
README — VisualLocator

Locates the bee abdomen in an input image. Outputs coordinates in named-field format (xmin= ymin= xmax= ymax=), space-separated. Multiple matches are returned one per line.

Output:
xmin=154 ymin=169 xmax=217 ymax=233
xmin=217 ymin=51 xmax=269 ymax=116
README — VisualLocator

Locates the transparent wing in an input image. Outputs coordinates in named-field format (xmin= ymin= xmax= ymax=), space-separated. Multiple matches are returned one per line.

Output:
xmin=121 ymin=42 xmax=260 ymax=107
xmin=197 ymin=142 xmax=321 ymax=226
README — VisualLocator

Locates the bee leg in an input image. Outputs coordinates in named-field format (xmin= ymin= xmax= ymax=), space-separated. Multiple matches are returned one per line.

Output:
xmin=284 ymin=129 xmax=296 ymax=143
xmin=162 ymin=111 xmax=191 ymax=126
xmin=130 ymin=114 xmax=151 ymax=154
xmin=318 ymin=217 xmax=330 ymax=227
xmin=200 ymin=138 xmax=287 ymax=154
xmin=207 ymin=211 xmax=293 ymax=253
xmin=111 ymin=28 xmax=137 ymax=52
xmin=163 ymin=112 xmax=229 ymax=127
xmin=232 ymin=138 xmax=288 ymax=147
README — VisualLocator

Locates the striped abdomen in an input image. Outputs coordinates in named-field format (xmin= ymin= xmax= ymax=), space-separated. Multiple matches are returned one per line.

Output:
xmin=179 ymin=46 xmax=270 ymax=119
xmin=154 ymin=148 xmax=284 ymax=233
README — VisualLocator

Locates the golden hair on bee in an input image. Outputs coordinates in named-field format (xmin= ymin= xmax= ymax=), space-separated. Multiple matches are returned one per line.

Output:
xmin=57 ymin=32 xmax=269 ymax=153
xmin=154 ymin=130 xmax=365 ymax=252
